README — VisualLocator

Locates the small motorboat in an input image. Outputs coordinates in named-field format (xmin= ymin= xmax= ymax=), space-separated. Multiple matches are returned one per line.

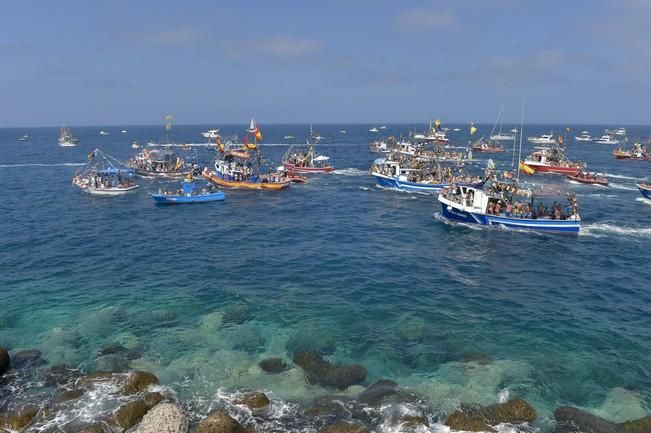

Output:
xmin=567 ymin=171 xmax=608 ymax=186
xmin=339 ymin=130 xmax=347 ymax=134
xmin=471 ymin=138 xmax=505 ymax=153
xmin=594 ymin=134 xmax=620 ymax=145
xmin=636 ymin=182 xmax=651 ymax=200
xmin=100 ymin=130 xmax=109 ymax=135
xmin=282 ymin=145 xmax=334 ymax=173
xmin=121 ymin=130 xmax=127 ymax=134
xmin=152 ymin=177 xmax=225 ymax=204
xmin=574 ymin=132 xmax=592 ymax=142
xmin=18 ymin=134 xmax=29 ymax=141
xmin=528 ymin=133 xmax=556 ymax=145
xmin=369 ymin=127 xmax=379 ymax=133
xmin=284 ymin=135 xmax=296 ymax=140
xmin=201 ymin=129 xmax=221 ymax=139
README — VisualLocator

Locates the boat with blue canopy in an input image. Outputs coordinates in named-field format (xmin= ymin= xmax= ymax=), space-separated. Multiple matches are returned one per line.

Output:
xmin=438 ymin=179 xmax=581 ymax=234
xmin=72 ymin=148 xmax=139 ymax=196
xmin=152 ymin=176 xmax=225 ymax=204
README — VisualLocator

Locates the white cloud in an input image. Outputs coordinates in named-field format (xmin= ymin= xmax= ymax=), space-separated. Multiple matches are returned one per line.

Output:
xmin=397 ymin=7 xmax=455 ymax=32
xmin=243 ymin=36 xmax=322 ymax=59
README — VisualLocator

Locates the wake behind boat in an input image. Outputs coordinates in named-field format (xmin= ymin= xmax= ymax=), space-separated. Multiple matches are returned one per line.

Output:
xmin=72 ymin=148 xmax=139 ymax=196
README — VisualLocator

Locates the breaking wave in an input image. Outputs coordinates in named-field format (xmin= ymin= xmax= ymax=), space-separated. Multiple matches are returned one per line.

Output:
xmin=334 ymin=168 xmax=368 ymax=176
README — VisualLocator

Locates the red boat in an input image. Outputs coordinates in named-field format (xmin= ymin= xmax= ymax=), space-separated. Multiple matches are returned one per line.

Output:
xmin=282 ymin=145 xmax=334 ymax=173
xmin=523 ymin=148 xmax=584 ymax=175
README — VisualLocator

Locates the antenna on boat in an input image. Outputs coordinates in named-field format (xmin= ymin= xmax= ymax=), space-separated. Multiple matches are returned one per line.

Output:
xmin=165 ymin=114 xmax=173 ymax=144
xmin=517 ymin=98 xmax=525 ymax=182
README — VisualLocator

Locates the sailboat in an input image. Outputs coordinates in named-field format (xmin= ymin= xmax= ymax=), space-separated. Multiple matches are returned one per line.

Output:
xmin=58 ymin=126 xmax=79 ymax=147
xmin=489 ymin=106 xmax=516 ymax=141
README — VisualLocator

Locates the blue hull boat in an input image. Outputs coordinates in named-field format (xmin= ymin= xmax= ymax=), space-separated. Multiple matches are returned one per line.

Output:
xmin=152 ymin=191 xmax=225 ymax=204
xmin=373 ymin=173 xmax=480 ymax=193
xmin=637 ymin=183 xmax=651 ymax=200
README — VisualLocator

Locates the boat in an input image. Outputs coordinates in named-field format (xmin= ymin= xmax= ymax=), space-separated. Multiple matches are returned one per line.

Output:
xmin=151 ymin=176 xmax=224 ymax=204
xmin=636 ymin=182 xmax=651 ymax=199
xmin=369 ymin=157 xmax=482 ymax=194
xmin=284 ymin=135 xmax=296 ymax=140
xmin=574 ymin=131 xmax=592 ymax=142
xmin=613 ymin=142 xmax=650 ymax=160
xmin=310 ymin=124 xmax=325 ymax=143
xmin=202 ymin=118 xmax=290 ymax=191
xmin=379 ymin=125 xmax=387 ymax=130
xmin=522 ymin=146 xmax=584 ymax=175
xmin=489 ymin=106 xmax=516 ymax=141
xmin=567 ymin=171 xmax=608 ymax=186
xmin=614 ymin=127 xmax=627 ymax=136
xmin=471 ymin=137 xmax=505 ymax=153
xmin=339 ymin=130 xmax=347 ymax=134
xmin=72 ymin=148 xmax=139 ymax=196
xmin=201 ymin=129 xmax=221 ymax=139
xmin=593 ymin=134 xmax=620 ymax=145
xmin=100 ymin=130 xmax=109 ymax=135
xmin=127 ymin=148 xmax=187 ymax=177
xmin=121 ymin=130 xmax=127 ymax=134
xmin=369 ymin=127 xmax=380 ymax=133
xmin=369 ymin=136 xmax=395 ymax=153
xmin=438 ymin=181 xmax=581 ymax=235
xmin=131 ymin=141 xmax=141 ymax=149
xmin=58 ymin=126 xmax=79 ymax=147
xmin=18 ymin=134 xmax=29 ymax=141
xmin=527 ymin=133 xmax=556 ymax=145
xmin=282 ymin=144 xmax=334 ymax=173
xmin=452 ymin=128 xmax=461 ymax=132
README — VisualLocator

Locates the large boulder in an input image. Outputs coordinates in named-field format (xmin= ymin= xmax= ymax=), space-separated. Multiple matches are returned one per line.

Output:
xmin=620 ymin=416 xmax=651 ymax=433
xmin=482 ymin=398 xmax=537 ymax=424
xmin=55 ymin=388 xmax=86 ymax=404
xmin=77 ymin=371 xmax=114 ymax=387
xmin=135 ymin=402 xmax=188 ymax=433
xmin=304 ymin=399 xmax=348 ymax=418
xmin=110 ymin=392 xmax=163 ymax=432
xmin=258 ymin=358 xmax=287 ymax=374
xmin=196 ymin=410 xmax=253 ymax=433
xmin=0 ymin=406 xmax=39 ymax=431
xmin=0 ymin=347 xmax=9 ymax=376
xmin=293 ymin=352 xmax=367 ymax=390
xmin=319 ymin=422 xmax=369 ymax=433
xmin=234 ymin=392 xmax=270 ymax=411
xmin=357 ymin=380 xmax=398 ymax=406
xmin=122 ymin=371 xmax=159 ymax=395
xmin=445 ymin=409 xmax=496 ymax=433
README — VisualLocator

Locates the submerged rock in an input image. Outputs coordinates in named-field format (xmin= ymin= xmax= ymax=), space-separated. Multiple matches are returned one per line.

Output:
xmin=462 ymin=352 xmax=494 ymax=365
xmin=286 ymin=327 xmax=337 ymax=356
xmin=43 ymin=364 xmax=82 ymax=387
xmin=135 ymin=402 xmax=188 ymax=433
xmin=400 ymin=415 xmax=429 ymax=430
xmin=12 ymin=349 xmax=44 ymax=369
xmin=552 ymin=407 xmax=651 ymax=433
xmin=96 ymin=354 xmax=130 ymax=372
xmin=65 ymin=423 xmax=110 ymax=433
xmin=0 ymin=406 xmax=39 ymax=431
xmin=196 ymin=410 xmax=253 ymax=433
xmin=77 ymin=370 xmax=114 ymax=386
xmin=122 ymin=371 xmax=159 ymax=395
xmin=258 ymin=357 xmax=287 ymax=374
xmin=357 ymin=379 xmax=398 ymax=406
xmin=620 ymin=416 xmax=651 ymax=433
xmin=304 ymin=399 xmax=349 ymax=418
xmin=234 ymin=392 xmax=270 ymax=411
xmin=55 ymin=388 xmax=86 ymax=403
xmin=110 ymin=392 xmax=163 ymax=432
xmin=319 ymin=422 xmax=369 ymax=433
xmin=98 ymin=342 xmax=143 ymax=360
xmin=0 ymin=347 xmax=8 ymax=376
xmin=293 ymin=352 xmax=367 ymax=390
xmin=222 ymin=303 xmax=255 ymax=326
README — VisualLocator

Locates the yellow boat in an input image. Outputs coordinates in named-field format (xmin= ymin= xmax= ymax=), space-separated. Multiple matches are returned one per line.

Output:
xmin=202 ymin=168 xmax=290 ymax=191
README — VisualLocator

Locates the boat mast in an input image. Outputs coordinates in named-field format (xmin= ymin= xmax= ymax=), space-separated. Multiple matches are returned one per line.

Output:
xmin=517 ymin=99 xmax=525 ymax=182
xmin=165 ymin=114 xmax=173 ymax=144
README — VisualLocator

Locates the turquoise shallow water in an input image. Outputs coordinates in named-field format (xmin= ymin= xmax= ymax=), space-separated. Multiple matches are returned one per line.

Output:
xmin=0 ymin=124 xmax=650 ymax=431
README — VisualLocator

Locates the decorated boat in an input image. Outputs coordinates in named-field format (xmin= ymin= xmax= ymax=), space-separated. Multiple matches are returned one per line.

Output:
xmin=370 ymin=157 xmax=482 ymax=193
xmin=613 ymin=143 xmax=650 ymax=160
xmin=127 ymin=148 xmax=187 ymax=177
xmin=567 ymin=171 xmax=609 ymax=186
xmin=202 ymin=118 xmax=290 ymax=191
xmin=369 ymin=136 xmax=395 ymax=153
xmin=72 ymin=148 xmax=139 ymax=196
xmin=522 ymin=145 xmax=584 ymax=175
xmin=438 ymin=181 xmax=581 ymax=235
xmin=471 ymin=137 xmax=505 ymax=153
xmin=637 ymin=182 xmax=651 ymax=200
xmin=151 ymin=176 xmax=224 ymax=204
xmin=282 ymin=144 xmax=334 ymax=173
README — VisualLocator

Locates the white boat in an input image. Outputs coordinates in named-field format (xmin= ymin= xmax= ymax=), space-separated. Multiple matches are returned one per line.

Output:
xmin=339 ymin=130 xmax=347 ymax=134
xmin=131 ymin=141 xmax=141 ymax=149
xmin=574 ymin=132 xmax=592 ymax=142
xmin=593 ymin=134 xmax=620 ymax=145
xmin=452 ymin=128 xmax=461 ymax=132
xmin=615 ymin=128 xmax=627 ymax=136
xmin=100 ymin=130 xmax=109 ymax=135
xmin=18 ymin=134 xmax=29 ymax=141
xmin=369 ymin=127 xmax=379 ymax=133
xmin=58 ymin=126 xmax=79 ymax=147
xmin=284 ymin=135 xmax=295 ymax=140
xmin=121 ymin=130 xmax=127 ymax=134
xmin=379 ymin=125 xmax=387 ymax=130
xmin=310 ymin=124 xmax=325 ymax=143
xmin=72 ymin=148 xmax=139 ymax=196
xmin=201 ymin=129 xmax=221 ymax=139
xmin=489 ymin=106 xmax=516 ymax=141
xmin=527 ymin=133 xmax=556 ymax=145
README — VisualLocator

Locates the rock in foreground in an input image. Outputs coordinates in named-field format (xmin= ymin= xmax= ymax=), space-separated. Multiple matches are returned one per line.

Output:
xmin=196 ymin=410 xmax=253 ymax=433
xmin=136 ymin=402 xmax=188 ymax=433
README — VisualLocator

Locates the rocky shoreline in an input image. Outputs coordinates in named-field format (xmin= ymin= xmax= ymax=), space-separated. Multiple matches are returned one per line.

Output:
xmin=1 ymin=346 xmax=649 ymax=433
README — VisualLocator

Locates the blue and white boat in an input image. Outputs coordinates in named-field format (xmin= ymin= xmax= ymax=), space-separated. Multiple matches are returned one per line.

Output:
xmin=637 ymin=182 xmax=651 ymax=200
xmin=370 ymin=158 xmax=481 ymax=194
xmin=152 ymin=178 xmax=225 ymax=204
xmin=438 ymin=183 xmax=581 ymax=235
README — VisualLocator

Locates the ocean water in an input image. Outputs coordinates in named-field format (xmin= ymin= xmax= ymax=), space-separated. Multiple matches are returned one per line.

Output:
xmin=0 ymin=123 xmax=650 ymax=432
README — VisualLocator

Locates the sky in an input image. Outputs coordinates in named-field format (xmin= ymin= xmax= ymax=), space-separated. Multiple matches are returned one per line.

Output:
xmin=1 ymin=0 xmax=650 ymax=127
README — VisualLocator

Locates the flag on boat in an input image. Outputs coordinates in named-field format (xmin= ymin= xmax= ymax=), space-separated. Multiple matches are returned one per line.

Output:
xmin=487 ymin=158 xmax=496 ymax=170
xmin=87 ymin=150 xmax=95 ymax=160
xmin=243 ymin=133 xmax=257 ymax=150
xmin=434 ymin=119 xmax=441 ymax=130
xmin=255 ymin=126 xmax=263 ymax=142
xmin=216 ymin=136 xmax=225 ymax=152
xmin=519 ymin=161 xmax=535 ymax=175
xmin=470 ymin=123 xmax=478 ymax=135
xmin=565 ymin=127 xmax=571 ymax=133
xmin=558 ymin=135 xmax=564 ymax=144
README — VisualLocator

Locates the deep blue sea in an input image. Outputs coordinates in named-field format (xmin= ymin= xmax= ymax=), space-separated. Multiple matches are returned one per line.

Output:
xmin=0 ymin=123 xmax=650 ymax=432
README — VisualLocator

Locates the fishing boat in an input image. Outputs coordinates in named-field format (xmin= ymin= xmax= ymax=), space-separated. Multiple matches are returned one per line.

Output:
xmin=369 ymin=127 xmax=380 ymax=133
xmin=438 ymin=181 xmax=581 ymax=235
xmin=339 ymin=130 xmax=347 ymax=134
xmin=489 ymin=106 xmax=516 ymax=141
xmin=284 ymin=135 xmax=295 ymax=140
xmin=18 ymin=134 xmax=28 ymax=142
xmin=567 ymin=171 xmax=609 ymax=186
xmin=370 ymin=157 xmax=482 ymax=193
xmin=522 ymin=146 xmax=584 ymax=175
xmin=370 ymin=136 xmax=395 ymax=153
xmin=310 ymin=124 xmax=325 ymax=143
xmin=58 ymin=126 xmax=79 ymax=147
xmin=127 ymin=148 xmax=187 ymax=177
xmin=613 ymin=143 xmax=650 ymax=160
xmin=131 ymin=141 xmax=141 ymax=149
xmin=527 ymin=133 xmax=556 ymax=145
xmin=574 ymin=131 xmax=592 ymax=142
xmin=100 ymin=130 xmax=109 ymax=135
xmin=201 ymin=129 xmax=221 ymax=139
xmin=72 ymin=149 xmax=139 ymax=196
xmin=202 ymin=118 xmax=290 ymax=191
xmin=282 ymin=144 xmax=334 ymax=173
xmin=471 ymin=137 xmax=505 ymax=153
xmin=151 ymin=176 xmax=224 ymax=204
xmin=593 ymin=134 xmax=620 ymax=145
xmin=636 ymin=182 xmax=651 ymax=200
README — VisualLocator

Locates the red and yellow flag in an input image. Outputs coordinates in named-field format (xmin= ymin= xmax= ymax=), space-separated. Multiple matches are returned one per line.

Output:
xmin=254 ymin=127 xmax=263 ymax=142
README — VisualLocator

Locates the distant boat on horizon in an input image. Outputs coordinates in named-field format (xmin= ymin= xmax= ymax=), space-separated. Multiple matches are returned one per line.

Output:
xmin=18 ymin=134 xmax=29 ymax=142
xmin=100 ymin=130 xmax=109 ymax=135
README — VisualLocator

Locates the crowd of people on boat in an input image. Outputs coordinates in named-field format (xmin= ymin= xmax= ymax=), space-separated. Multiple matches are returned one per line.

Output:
xmin=128 ymin=150 xmax=184 ymax=174
xmin=73 ymin=171 xmax=135 ymax=190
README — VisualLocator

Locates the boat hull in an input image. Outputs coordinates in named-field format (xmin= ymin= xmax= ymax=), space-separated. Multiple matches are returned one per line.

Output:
xmin=567 ymin=175 xmax=608 ymax=186
xmin=282 ymin=162 xmax=334 ymax=173
xmin=80 ymin=185 xmax=140 ymax=196
xmin=152 ymin=192 xmax=225 ymax=204
xmin=203 ymin=170 xmax=290 ymax=191
xmin=134 ymin=169 xmax=187 ymax=178
xmin=637 ymin=184 xmax=651 ymax=200
xmin=523 ymin=163 xmax=581 ymax=175
xmin=372 ymin=173 xmax=446 ymax=193
xmin=440 ymin=203 xmax=580 ymax=234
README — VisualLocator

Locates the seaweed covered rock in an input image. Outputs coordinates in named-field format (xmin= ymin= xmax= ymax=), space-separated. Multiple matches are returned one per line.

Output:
xmin=122 ymin=371 xmax=159 ymax=395
xmin=553 ymin=407 xmax=651 ymax=433
xmin=0 ymin=347 xmax=9 ymax=376
xmin=445 ymin=409 xmax=496 ymax=433
xmin=620 ymin=416 xmax=651 ymax=433
xmin=196 ymin=410 xmax=253 ymax=433
xmin=43 ymin=364 xmax=82 ymax=387
xmin=286 ymin=327 xmax=337 ymax=356
xmin=110 ymin=392 xmax=163 ymax=432
xmin=304 ymin=399 xmax=348 ymax=418
xmin=319 ymin=422 xmax=369 ymax=433
xmin=234 ymin=392 xmax=270 ymax=411
xmin=482 ymin=398 xmax=537 ymax=424
xmin=258 ymin=358 xmax=287 ymax=374
xmin=135 ymin=402 xmax=189 ymax=433
xmin=293 ymin=352 xmax=367 ymax=390
xmin=0 ymin=406 xmax=39 ymax=431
